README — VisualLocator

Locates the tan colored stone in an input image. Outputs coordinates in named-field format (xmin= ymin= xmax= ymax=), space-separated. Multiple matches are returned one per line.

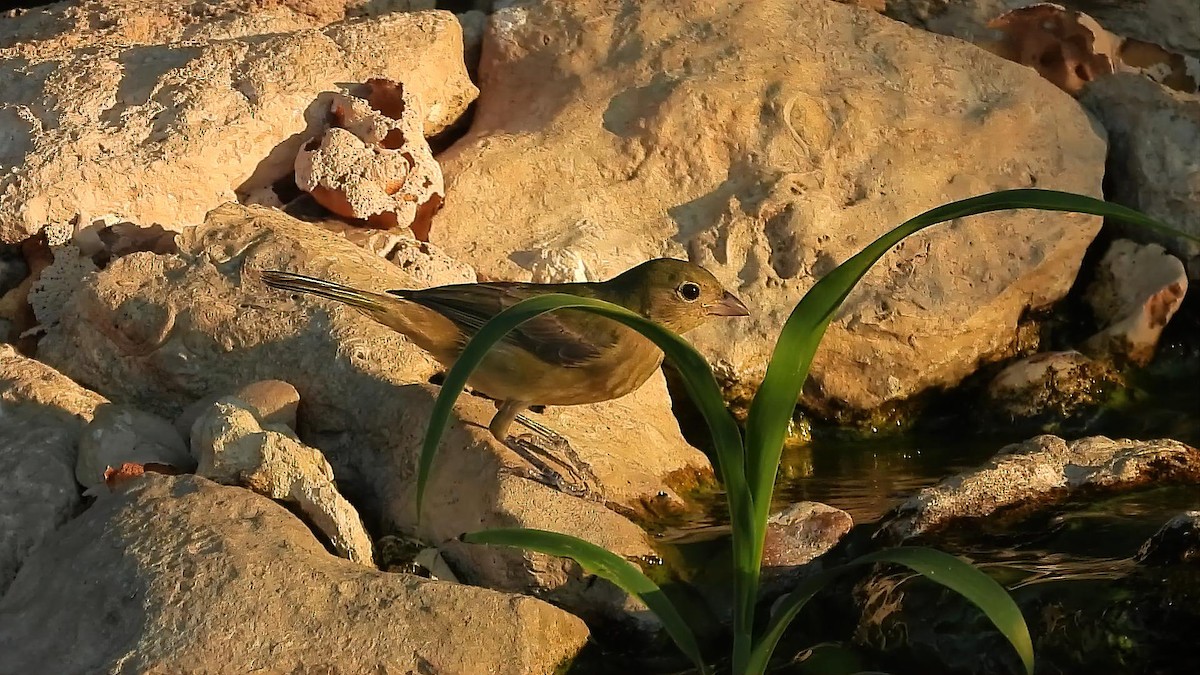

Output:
xmin=0 ymin=345 xmax=107 ymax=594
xmin=77 ymin=403 xmax=195 ymax=489
xmin=0 ymin=1 xmax=441 ymax=59
xmin=0 ymin=8 xmax=477 ymax=243
xmin=431 ymin=0 xmax=1106 ymax=416
xmin=193 ymin=397 xmax=374 ymax=566
xmin=1083 ymin=239 xmax=1188 ymax=364
xmin=0 ymin=474 xmax=588 ymax=674
xmin=37 ymin=202 xmax=708 ymax=624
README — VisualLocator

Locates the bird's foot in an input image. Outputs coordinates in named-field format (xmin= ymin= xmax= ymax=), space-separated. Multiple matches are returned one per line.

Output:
xmin=503 ymin=415 xmax=599 ymax=498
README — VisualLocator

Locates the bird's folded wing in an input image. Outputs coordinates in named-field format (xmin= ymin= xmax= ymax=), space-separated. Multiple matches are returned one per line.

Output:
xmin=387 ymin=283 xmax=616 ymax=368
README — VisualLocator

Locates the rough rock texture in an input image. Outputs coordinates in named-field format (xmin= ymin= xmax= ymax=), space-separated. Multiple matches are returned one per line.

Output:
xmin=0 ymin=1 xmax=440 ymax=59
xmin=0 ymin=474 xmax=588 ymax=674
xmin=885 ymin=0 xmax=1200 ymax=59
xmin=1083 ymin=239 xmax=1188 ymax=364
xmin=761 ymin=501 xmax=853 ymax=594
xmin=1135 ymin=511 xmax=1200 ymax=565
xmin=175 ymin=378 xmax=302 ymax=441
xmin=1081 ymin=74 xmax=1200 ymax=273
xmin=76 ymin=403 xmax=195 ymax=488
xmin=193 ymin=397 xmax=375 ymax=566
xmin=37 ymin=202 xmax=709 ymax=623
xmin=295 ymin=82 xmax=445 ymax=238
xmin=431 ymin=0 xmax=1106 ymax=415
xmin=0 ymin=6 xmax=477 ymax=243
xmin=880 ymin=435 xmax=1200 ymax=541
xmin=986 ymin=350 xmax=1121 ymax=423
xmin=27 ymin=246 xmax=97 ymax=329
xmin=0 ymin=345 xmax=106 ymax=595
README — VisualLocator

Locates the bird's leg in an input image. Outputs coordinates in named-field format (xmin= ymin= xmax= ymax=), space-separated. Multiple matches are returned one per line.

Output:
xmin=491 ymin=400 xmax=596 ymax=498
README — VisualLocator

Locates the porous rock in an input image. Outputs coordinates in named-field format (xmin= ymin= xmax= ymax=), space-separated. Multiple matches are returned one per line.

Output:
xmin=431 ymin=0 xmax=1106 ymax=416
xmin=0 ymin=7 xmax=477 ymax=243
xmin=0 ymin=345 xmax=107 ymax=595
xmin=295 ymin=82 xmax=445 ymax=238
xmin=1083 ymin=239 xmax=1188 ymax=364
xmin=986 ymin=350 xmax=1121 ymax=423
xmin=37 ymin=202 xmax=711 ymax=625
xmin=0 ymin=473 xmax=588 ymax=674
xmin=192 ymin=397 xmax=375 ymax=566
xmin=879 ymin=435 xmax=1200 ymax=541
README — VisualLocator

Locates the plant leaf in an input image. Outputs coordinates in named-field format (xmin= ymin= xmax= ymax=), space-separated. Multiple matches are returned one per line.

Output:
xmin=750 ymin=547 xmax=1034 ymax=675
xmin=742 ymin=188 xmax=1199 ymax=588
xmin=747 ymin=189 xmax=1196 ymax=506
xmin=414 ymin=293 xmax=762 ymax=668
xmin=463 ymin=527 xmax=711 ymax=675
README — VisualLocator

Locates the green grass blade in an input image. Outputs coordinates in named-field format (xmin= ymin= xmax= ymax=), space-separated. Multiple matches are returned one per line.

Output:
xmin=463 ymin=527 xmax=712 ymax=675
xmin=742 ymin=189 xmax=1198 ymax=606
xmin=749 ymin=547 xmax=1034 ymax=675
xmin=747 ymin=189 xmax=1197 ymax=509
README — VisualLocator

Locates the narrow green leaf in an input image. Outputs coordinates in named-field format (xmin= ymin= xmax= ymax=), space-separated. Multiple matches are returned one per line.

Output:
xmin=747 ymin=190 xmax=1198 ymax=511
xmin=463 ymin=528 xmax=712 ymax=675
xmin=415 ymin=293 xmax=762 ymax=669
xmin=740 ymin=189 xmax=1200 ymax=635
xmin=415 ymin=294 xmax=749 ymax=524
xmin=750 ymin=547 xmax=1034 ymax=675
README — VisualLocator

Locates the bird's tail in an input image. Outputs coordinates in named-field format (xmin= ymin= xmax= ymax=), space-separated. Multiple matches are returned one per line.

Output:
xmin=259 ymin=270 xmax=392 ymax=314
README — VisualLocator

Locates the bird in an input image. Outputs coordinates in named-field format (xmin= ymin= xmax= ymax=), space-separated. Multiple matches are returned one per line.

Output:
xmin=258 ymin=258 xmax=749 ymax=442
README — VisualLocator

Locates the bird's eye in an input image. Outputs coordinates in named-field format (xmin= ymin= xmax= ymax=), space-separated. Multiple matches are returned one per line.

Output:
xmin=677 ymin=282 xmax=701 ymax=302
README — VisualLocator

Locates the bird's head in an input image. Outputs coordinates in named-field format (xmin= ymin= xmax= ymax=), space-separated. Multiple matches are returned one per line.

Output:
xmin=607 ymin=258 xmax=749 ymax=333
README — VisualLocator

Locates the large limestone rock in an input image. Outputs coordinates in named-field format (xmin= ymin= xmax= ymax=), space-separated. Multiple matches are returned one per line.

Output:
xmin=1081 ymin=74 xmax=1200 ymax=274
xmin=0 ymin=4 xmax=477 ymax=243
xmin=879 ymin=435 xmax=1200 ymax=541
xmin=0 ymin=474 xmax=588 ymax=674
xmin=0 ymin=345 xmax=106 ymax=594
xmin=0 ymin=1 xmax=439 ymax=58
xmin=37 ymin=202 xmax=711 ymax=623
xmin=431 ymin=0 xmax=1106 ymax=415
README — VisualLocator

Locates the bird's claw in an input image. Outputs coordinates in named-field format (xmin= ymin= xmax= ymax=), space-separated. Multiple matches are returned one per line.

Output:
xmin=503 ymin=427 xmax=598 ymax=499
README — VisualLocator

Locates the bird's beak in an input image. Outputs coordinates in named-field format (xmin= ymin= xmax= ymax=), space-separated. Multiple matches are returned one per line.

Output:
xmin=707 ymin=291 xmax=750 ymax=317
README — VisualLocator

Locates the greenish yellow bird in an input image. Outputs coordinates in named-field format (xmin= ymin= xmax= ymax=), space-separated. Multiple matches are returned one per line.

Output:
xmin=259 ymin=258 xmax=749 ymax=440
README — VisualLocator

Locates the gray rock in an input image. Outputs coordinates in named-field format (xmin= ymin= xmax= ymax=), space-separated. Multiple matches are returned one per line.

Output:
xmin=880 ymin=435 xmax=1200 ymax=541
xmin=0 ymin=345 xmax=106 ymax=595
xmin=0 ymin=473 xmax=589 ymax=674
xmin=1135 ymin=510 xmax=1200 ymax=565
xmin=885 ymin=0 xmax=1200 ymax=59
xmin=76 ymin=403 xmax=195 ymax=489
xmin=1081 ymin=74 xmax=1200 ymax=273
xmin=1083 ymin=239 xmax=1188 ymax=364
xmin=431 ymin=0 xmax=1106 ymax=416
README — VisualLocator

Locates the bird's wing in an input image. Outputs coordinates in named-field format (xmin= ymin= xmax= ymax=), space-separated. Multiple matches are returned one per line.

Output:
xmin=387 ymin=283 xmax=616 ymax=367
